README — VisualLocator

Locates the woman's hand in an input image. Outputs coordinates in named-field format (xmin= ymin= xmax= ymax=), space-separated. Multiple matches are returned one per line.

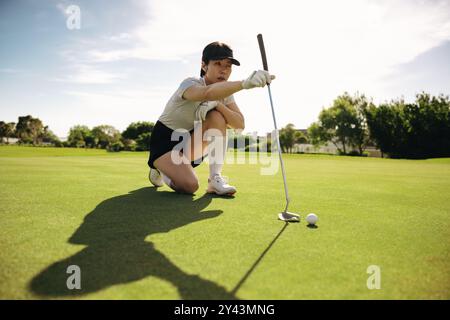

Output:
xmin=195 ymin=101 xmax=218 ymax=121
xmin=242 ymin=70 xmax=275 ymax=89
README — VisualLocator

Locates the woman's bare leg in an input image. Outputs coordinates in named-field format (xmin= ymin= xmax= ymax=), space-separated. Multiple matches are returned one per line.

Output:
xmin=153 ymin=151 xmax=199 ymax=194
xmin=154 ymin=110 xmax=227 ymax=195
xmin=188 ymin=110 xmax=236 ymax=195
xmin=189 ymin=110 xmax=227 ymax=165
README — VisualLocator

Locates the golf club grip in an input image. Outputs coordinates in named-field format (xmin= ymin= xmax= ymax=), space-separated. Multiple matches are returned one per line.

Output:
xmin=257 ymin=34 xmax=269 ymax=71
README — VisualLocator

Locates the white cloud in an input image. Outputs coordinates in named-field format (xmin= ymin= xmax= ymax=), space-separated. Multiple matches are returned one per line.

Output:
xmin=56 ymin=0 xmax=450 ymax=133
xmin=53 ymin=64 xmax=124 ymax=84
xmin=107 ymin=32 xmax=132 ymax=42
xmin=88 ymin=0 xmax=450 ymax=69
xmin=63 ymin=87 xmax=171 ymax=102
xmin=0 ymin=68 xmax=23 ymax=74
xmin=56 ymin=87 xmax=171 ymax=135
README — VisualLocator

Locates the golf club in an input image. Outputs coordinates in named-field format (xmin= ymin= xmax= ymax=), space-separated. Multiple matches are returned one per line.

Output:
xmin=257 ymin=33 xmax=300 ymax=223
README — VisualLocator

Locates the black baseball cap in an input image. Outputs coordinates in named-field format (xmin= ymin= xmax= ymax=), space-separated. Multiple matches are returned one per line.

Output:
xmin=202 ymin=41 xmax=240 ymax=67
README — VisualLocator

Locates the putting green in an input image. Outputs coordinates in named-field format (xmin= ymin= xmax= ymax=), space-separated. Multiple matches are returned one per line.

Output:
xmin=0 ymin=145 xmax=449 ymax=299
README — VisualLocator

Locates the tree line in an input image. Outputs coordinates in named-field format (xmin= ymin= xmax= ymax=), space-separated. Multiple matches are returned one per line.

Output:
xmin=306 ymin=92 xmax=450 ymax=159
xmin=225 ymin=91 xmax=449 ymax=159
xmin=0 ymin=117 xmax=154 ymax=152
xmin=66 ymin=122 xmax=154 ymax=151
xmin=1 ymin=91 xmax=448 ymax=158
xmin=0 ymin=116 xmax=61 ymax=146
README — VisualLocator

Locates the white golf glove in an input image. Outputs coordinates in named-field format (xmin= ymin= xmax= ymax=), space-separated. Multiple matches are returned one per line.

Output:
xmin=195 ymin=101 xmax=218 ymax=121
xmin=242 ymin=70 xmax=275 ymax=89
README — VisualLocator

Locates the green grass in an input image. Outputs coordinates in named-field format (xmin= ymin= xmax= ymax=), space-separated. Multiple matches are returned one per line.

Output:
xmin=0 ymin=146 xmax=449 ymax=299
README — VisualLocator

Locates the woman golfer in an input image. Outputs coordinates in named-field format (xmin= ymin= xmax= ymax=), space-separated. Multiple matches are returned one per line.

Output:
xmin=148 ymin=41 xmax=275 ymax=195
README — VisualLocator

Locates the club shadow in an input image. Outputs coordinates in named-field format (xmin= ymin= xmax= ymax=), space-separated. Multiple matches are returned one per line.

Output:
xmin=231 ymin=222 xmax=289 ymax=295
xmin=29 ymin=187 xmax=236 ymax=300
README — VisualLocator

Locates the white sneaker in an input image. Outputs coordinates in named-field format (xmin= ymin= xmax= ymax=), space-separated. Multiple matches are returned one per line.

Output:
xmin=149 ymin=168 xmax=164 ymax=187
xmin=207 ymin=174 xmax=236 ymax=196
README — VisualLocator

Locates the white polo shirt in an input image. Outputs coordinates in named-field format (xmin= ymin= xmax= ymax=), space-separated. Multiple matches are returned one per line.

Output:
xmin=158 ymin=77 xmax=235 ymax=131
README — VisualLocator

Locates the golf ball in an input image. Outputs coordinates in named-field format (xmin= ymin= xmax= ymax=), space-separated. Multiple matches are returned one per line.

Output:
xmin=306 ymin=213 xmax=318 ymax=225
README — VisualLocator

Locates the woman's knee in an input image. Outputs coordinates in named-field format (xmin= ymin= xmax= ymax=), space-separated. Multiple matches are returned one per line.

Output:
xmin=175 ymin=177 xmax=199 ymax=194
xmin=205 ymin=110 xmax=226 ymax=127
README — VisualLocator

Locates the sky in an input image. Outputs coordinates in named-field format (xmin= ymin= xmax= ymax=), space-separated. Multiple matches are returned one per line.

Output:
xmin=1 ymin=0 xmax=450 ymax=138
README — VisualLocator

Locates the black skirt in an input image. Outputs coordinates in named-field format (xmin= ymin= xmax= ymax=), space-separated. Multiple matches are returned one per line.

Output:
xmin=147 ymin=120 xmax=206 ymax=169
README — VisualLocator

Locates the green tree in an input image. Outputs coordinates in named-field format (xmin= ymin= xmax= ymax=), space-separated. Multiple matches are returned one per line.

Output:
xmin=107 ymin=141 xmax=124 ymax=152
xmin=121 ymin=138 xmax=137 ymax=151
xmin=135 ymin=132 xmax=152 ymax=151
xmin=295 ymin=131 xmax=308 ymax=144
xmin=122 ymin=122 xmax=154 ymax=140
xmin=91 ymin=125 xmax=122 ymax=149
xmin=68 ymin=125 xmax=92 ymax=148
xmin=16 ymin=115 xmax=45 ymax=145
xmin=308 ymin=121 xmax=332 ymax=148
xmin=121 ymin=122 xmax=154 ymax=151
xmin=350 ymin=94 xmax=373 ymax=154
xmin=40 ymin=126 xmax=61 ymax=146
xmin=0 ymin=121 xmax=16 ymax=143
xmin=0 ymin=121 xmax=6 ymax=143
xmin=307 ymin=93 xmax=371 ymax=155
xmin=279 ymin=123 xmax=297 ymax=153
xmin=364 ymin=101 xmax=402 ymax=157
xmin=365 ymin=92 xmax=450 ymax=158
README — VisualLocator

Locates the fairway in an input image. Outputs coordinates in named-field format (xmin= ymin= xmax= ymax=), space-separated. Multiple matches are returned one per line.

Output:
xmin=0 ymin=145 xmax=449 ymax=299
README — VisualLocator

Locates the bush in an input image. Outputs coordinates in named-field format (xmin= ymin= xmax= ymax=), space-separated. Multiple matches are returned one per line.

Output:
xmin=365 ymin=93 xmax=450 ymax=159
xmin=347 ymin=150 xmax=363 ymax=156
xmin=136 ymin=132 xmax=152 ymax=151
xmin=107 ymin=141 xmax=124 ymax=152
xmin=121 ymin=138 xmax=137 ymax=151
xmin=53 ymin=140 xmax=64 ymax=148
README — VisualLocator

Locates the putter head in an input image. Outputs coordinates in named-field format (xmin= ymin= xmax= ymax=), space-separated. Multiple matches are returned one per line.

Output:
xmin=278 ymin=211 xmax=300 ymax=222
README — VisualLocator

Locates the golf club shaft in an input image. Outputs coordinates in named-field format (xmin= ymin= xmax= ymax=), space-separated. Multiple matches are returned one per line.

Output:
xmin=267 ymin=84 xmax=290 ymax=213
xmin=257 ymin=33 xmax=290 ymax=212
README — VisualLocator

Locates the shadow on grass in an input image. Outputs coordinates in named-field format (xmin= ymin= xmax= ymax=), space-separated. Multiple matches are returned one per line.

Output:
xmin=29 ymin=187 xmax=236 ymax=299
xmin=231 ymin=223 xmax=289 ymax=295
